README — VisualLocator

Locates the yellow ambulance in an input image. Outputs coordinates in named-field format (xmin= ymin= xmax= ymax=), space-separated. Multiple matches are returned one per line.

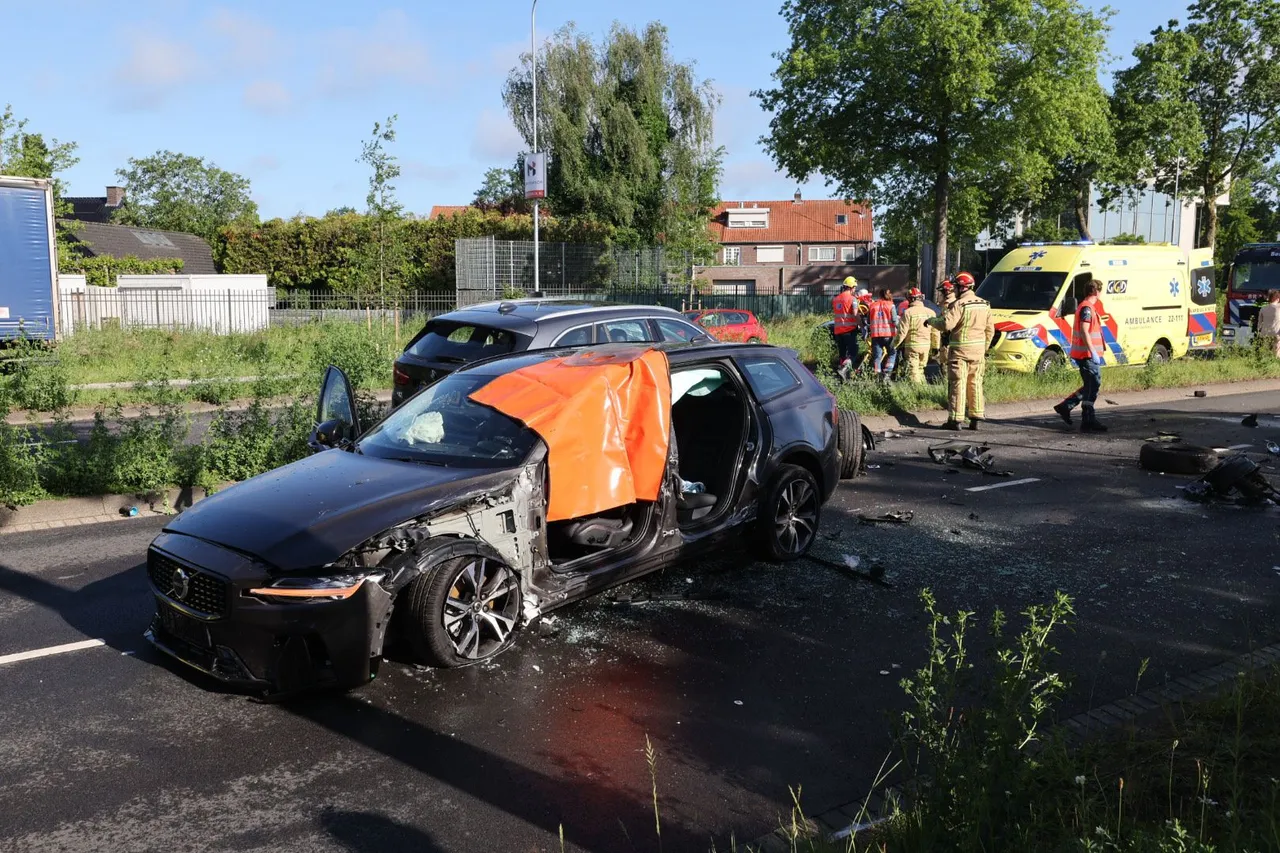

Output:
xmin=978 ymin=242 xmax=1218 ymax=373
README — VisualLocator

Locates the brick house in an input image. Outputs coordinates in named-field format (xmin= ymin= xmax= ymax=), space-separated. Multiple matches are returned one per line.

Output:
xmin=699 ymin=192 xmax=907 ymax=296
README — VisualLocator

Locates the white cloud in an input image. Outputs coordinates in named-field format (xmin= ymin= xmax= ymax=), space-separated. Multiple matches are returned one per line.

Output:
xmin=243 ymin=79 xmax=292 ymax=114
xmin=110 ymin=31 xmax=202 ymax=109
xmin=207 ymin=7 xmax=284 ymax=68
xmin=315 ymin=10 xmax=432 ymax=99
xmin=470 ymin=108 xmax=524 ymax=162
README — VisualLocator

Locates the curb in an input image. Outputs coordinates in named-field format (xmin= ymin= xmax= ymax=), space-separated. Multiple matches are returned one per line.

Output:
xmin=856 ymin=376 xmax=1280 ymax=432
xmin=0 ymin=484 xmax=227 ymax=535
xmin=751 ymin=640 xmax=1280 ymax=851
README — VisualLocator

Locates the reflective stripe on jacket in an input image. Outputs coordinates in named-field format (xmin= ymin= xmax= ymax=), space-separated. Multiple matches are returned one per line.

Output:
xmin=832 ymin=291 xmax=858 ymax=335
xmin=939 ymin=291 xmax=994 ymax=347
xmin=1070 ymin=295 xmax=1106 ymax=360
xmin=894 ymin=303 xmax=934 ymax=351
xmin=868 ymin=299 xmax=896 ymax=337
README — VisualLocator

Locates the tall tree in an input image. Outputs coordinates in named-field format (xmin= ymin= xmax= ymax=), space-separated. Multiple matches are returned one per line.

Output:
xmin=502 ymin=22 xmax=723 ymax=251
xmin=114 ymin=150 xmax=258 ymax=241
xmin=472 ymin=161 xmax=531 ymax=215
xmin=0 ymin=105 xmax=80 ymax=200
xmin=358 ymin=115 xmax=407 ymax=299
xmin=1110 ymin=0 xmax=1280 ymax=250
xmin=757 ymin=0 xmax=1110 ymax=285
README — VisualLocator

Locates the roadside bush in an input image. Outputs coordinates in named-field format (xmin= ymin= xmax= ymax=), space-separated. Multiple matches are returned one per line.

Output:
xmin=0 ymin=389 xmax=44 ymax=509
xmin=6 ymin=339 xmax=75 ymax=412
xmin=189 ymin=377 xmax=242 ymax=406
xmin=272 ymin=394 xmax=317 ymax=467
xmin=38 ymin=412 xmax=115 ymax=496
xmin=106 ymin=404 xmax=186 ymax=496
xmin=308 ymin=321 xmax=393 ymax=391
xmin=203 ymin=400 xmax=277 ymax=483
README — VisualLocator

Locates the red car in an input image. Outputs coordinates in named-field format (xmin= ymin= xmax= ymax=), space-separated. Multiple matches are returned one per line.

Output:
xmin=682 ymin=309 xmax=769 ymax=344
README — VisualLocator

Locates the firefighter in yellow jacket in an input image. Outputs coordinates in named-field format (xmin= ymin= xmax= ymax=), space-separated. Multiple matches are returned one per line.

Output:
xmin=892 ymin=287 xmax=933 ymax=383
xmin=930 ymin=272 xmax=994 ymax=430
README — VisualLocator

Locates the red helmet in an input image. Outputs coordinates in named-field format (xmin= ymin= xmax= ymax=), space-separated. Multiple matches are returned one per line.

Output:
xmin=907 ymin=287 xmax=923 ymax=299
xmin=940 ymin=279 xmax=954 ymax=291
xmin=857 ymin=292 xmax=872 ymax=302
xmin=955 ymin=271 xmax=976 ymax=288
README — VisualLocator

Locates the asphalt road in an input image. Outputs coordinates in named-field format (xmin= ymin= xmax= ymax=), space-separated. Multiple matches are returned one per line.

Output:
xmin=1 ymin=389 xmax=1278 ymax=853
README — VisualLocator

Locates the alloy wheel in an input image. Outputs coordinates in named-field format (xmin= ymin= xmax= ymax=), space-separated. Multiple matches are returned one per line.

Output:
xmin=774 ymin=478 xmax=818 ymax=555
xmin=441 ymin=557 xmax=520 ymax=660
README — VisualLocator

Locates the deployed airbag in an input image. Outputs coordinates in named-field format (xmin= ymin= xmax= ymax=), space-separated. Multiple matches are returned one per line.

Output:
xmin=468 ymin=347 xmax=672 ymax=522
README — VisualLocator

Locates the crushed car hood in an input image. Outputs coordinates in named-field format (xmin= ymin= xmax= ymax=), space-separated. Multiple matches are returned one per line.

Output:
xmin=164 ymin=449 xmax=519 ymax=571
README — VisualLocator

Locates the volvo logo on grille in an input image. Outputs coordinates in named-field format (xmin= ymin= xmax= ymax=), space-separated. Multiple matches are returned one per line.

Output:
xmin=170 ymin=567 xmax=191 ymax=600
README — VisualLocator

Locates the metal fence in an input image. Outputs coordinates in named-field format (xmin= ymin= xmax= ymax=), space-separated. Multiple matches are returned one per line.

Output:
xmin=455 ymin=237 xmax=673 ymax=306
xmin=53 ymin=285 xmax=836 ymax=338
xmin=55 ymin=288 xmax=458 ymax=336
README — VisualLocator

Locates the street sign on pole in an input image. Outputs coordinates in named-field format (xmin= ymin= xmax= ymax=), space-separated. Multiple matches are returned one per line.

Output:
xmin=524 ymin=152 xmax=547 ymax=200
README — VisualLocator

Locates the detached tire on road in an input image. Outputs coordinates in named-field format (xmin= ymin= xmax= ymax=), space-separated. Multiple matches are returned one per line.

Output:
xmin=1138 ymin=442 xmax=1218 ymax=476
xmin=837 ymin=408 xmax=863 ymax=479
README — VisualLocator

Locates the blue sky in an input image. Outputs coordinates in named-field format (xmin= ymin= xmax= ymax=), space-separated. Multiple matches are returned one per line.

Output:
xmin=6 ymin=0 xmax=1171 ymax=220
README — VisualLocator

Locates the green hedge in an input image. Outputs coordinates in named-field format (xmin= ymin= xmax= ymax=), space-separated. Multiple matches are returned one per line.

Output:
xmin=58 ymin=254 xmax=186 ymax=288
xmin=214 ymin=209 xmax=616 ymax=292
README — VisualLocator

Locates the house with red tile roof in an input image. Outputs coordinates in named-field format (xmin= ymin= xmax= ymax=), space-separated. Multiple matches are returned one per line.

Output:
xmin=698 ymin=192 xmax=906 ymax=295
xmin=428 ymin=205 xmax=474 ymax=220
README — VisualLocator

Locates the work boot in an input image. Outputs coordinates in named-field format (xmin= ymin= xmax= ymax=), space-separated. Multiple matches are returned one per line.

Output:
xmin=967 ymin=417 xmax=981 ymax=431
xmin=838 ymin=361 xmax=852 ymax=382
xmin=942 ymin=419 xmax=962 ymax=431
xmin=1053 ymin=401 xmax=1073 ymax=425
xmin=1081 ymin=410 xmax=1108 ymax=433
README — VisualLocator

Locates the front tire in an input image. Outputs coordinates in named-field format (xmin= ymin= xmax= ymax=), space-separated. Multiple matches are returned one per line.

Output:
xmin=1035 ymin=349 xmax=1065 ymax=374
xmin=401 ymin=555 xmax=521 ymax=667
xmin=756 ymin=464 xmax=822 ymax=562
xmin=837 ymin=408 xmax=863 ymax=479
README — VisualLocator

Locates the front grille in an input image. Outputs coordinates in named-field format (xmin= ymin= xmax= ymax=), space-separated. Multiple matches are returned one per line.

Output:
xmin=147 ymin=550 xmax=229 ymax=618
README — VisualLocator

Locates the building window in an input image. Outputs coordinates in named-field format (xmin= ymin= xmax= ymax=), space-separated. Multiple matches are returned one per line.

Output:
xmin=712 ymin=280 xmax=754 ymax=295
xmin=835 ymin=214 xmax=848 ymax=225
xmin=808 ymin=246 xmax=836 ymax=262
xmin=822 ymin=281 xmax=845 ymax=295
xmin=723 ymin=247 xmax=741 ymax=265
xmin=756 ymin=245 xmax=784 ymax=263
xmin=841 ymin=246 xmax=860 ymax=262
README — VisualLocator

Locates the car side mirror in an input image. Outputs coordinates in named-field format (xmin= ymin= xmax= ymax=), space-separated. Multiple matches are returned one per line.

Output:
xmin=1060 ymin=296 xmax=1078 ymax=316
xmin=308 ymin=419 xmax=347 ymax=451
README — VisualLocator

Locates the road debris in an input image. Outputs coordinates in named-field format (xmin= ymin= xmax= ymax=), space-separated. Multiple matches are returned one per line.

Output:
xmin=606 ymin=590 xmax=727 ymax=606
xmin=1242 ymin=413 xmax=1259 ymax=428
xmin=734 ymin=700 xmax=744 ymax=706
xmin=1104 ymin=398 xmax=1119 ymax=405
xmin=1266 ymin=440 xmax=1280 ymax=455
xmin=927 ymin=441 xmax=1012 ymax=476
xmin=1181 ymin=454 xmax=1279 ymax=506
xmin=858 ymin=510 xmax=914 ymax=525
xmin=1194 ymin=390 xmax=1207 ymax=398
xmin=802 ymin=552 xmax=892 ymax=587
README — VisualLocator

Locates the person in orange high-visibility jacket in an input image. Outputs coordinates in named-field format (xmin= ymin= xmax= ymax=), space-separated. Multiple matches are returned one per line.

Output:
xmin=929 ymin=272 xmax=993 ymax=430
xmin=868 ymin=288 xmax=898 ymax=377
xmin=893 ymin=288 xmax=933 ymax=383
xmin=831 ymin=277 xmax=859 ymax=380
xmin=1053 ymin=279 xmax=1108 ymax=432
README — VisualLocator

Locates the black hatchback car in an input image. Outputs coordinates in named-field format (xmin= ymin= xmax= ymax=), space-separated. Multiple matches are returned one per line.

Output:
xmin=144 ymin=342 xmax=853 ymax=695
xmin=392 ymin=299 xmax=712 ymax=407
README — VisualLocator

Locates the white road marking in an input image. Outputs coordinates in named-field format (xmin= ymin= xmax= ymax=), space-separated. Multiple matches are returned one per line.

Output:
xmin=0 ymin=638 xmax=105 ymax=667
xmin=966 ymin=477 xmax=1041 ymax=493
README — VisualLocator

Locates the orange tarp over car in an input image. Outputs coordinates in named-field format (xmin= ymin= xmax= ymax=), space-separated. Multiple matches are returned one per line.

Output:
xmin=468 ymin=347 xmax=671 ymax=522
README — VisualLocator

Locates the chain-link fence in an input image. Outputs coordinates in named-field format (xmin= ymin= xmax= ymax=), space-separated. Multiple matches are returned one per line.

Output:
xmin=455 ymin=237 xmax=678 ymax=306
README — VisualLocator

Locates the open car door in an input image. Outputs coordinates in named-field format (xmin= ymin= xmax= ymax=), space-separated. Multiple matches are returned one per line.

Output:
xmin=309 ymin=365 xmax=361 ymax=451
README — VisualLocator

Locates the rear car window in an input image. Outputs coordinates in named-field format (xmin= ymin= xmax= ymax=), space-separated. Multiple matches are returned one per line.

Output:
xmin=655 ymin=318 xmax=705 ymax=342
xmin=555 ymin=325 xmax=594 ymax=346
xmin=405 ymin=321 xmax=523 ymax=363
xmin=738 ymin=356 xmax=800 ymax=400
xmin=596 ymin=319 xmax=655 ymax=343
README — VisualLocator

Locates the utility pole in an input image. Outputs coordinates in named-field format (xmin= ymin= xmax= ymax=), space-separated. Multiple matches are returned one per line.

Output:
xmin=531 ymin=0 xmax=540 ymax=295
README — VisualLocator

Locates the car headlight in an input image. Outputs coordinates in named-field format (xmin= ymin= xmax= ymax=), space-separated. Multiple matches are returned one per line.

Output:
xmin=1003 ymin=328 xmax=1036 ymax=341
xmin=247 ymin=573 xmax=382 ymax=602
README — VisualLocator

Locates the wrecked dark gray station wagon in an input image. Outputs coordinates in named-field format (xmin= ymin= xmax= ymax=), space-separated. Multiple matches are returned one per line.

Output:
xmin=144 ymin=343 xmax=861 ymax=695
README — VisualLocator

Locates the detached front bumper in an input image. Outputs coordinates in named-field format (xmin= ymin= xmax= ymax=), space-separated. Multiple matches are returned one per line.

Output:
xmin=144 ymin=532 xmax=392 ymax=695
